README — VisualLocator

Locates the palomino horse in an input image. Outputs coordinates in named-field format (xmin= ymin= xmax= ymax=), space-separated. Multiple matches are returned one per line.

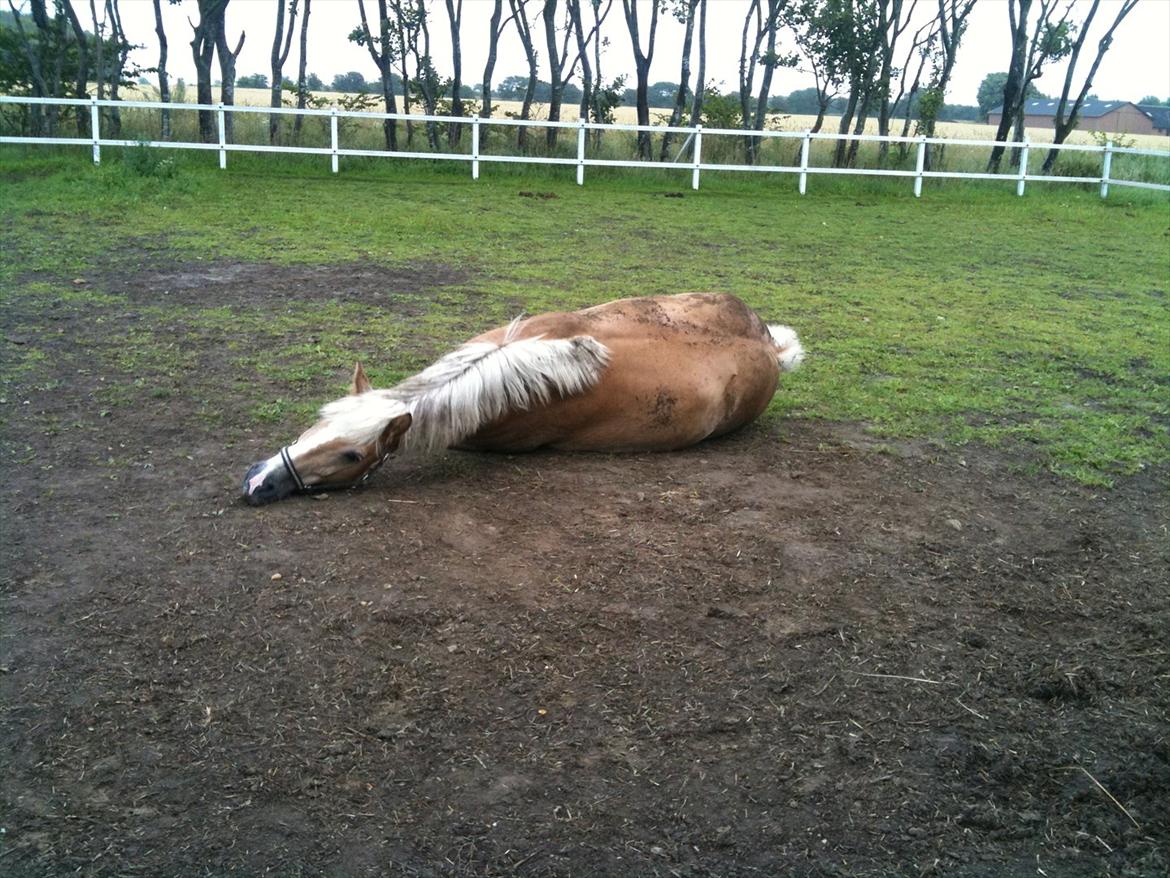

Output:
xmin=242 ymin=293 xmax=804 ymax=505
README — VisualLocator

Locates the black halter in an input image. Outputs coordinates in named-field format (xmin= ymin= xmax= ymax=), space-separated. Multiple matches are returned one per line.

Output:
xmin=279 ymin=443 xmax=395 ymax=495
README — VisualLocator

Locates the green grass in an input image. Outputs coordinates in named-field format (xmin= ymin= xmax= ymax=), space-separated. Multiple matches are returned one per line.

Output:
xmin=1 ymin=147 xmax=1168 ymax=486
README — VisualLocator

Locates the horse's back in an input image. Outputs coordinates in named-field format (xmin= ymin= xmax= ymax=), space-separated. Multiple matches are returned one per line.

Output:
xmin=461 ymin=294 xmax=782 ymax=453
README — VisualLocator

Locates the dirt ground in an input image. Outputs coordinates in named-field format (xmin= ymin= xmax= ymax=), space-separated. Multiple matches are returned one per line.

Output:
xmin=1 ymin=260 xmax=1168 ymax=878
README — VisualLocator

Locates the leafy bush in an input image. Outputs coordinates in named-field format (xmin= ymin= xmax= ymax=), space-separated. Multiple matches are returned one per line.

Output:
xmin=122 ymin=143 xmax=177 ymax=178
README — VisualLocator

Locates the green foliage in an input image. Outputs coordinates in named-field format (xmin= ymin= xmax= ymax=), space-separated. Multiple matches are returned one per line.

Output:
xmin=330 ymin=71 xmax=370 ymax=93
xmin=699 ymin=86 xmax=742 ymax=130
xmin=237 ymin=73 xmax=269 ymax=89
xmin=977 ymin=72 xmax=1047 ymax=119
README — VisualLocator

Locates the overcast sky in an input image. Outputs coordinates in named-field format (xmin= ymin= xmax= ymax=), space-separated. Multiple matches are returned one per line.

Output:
xmin=109 ymin=0 xmax=1170 ymax=107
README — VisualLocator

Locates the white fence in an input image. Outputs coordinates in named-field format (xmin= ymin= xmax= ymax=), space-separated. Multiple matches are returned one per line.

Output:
xmin=2 ymin=94 xmax=1168 ymax=198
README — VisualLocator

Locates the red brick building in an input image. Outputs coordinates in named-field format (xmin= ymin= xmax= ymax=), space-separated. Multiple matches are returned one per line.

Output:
xmin=987 ymin=99 xmax=1163 ymax=135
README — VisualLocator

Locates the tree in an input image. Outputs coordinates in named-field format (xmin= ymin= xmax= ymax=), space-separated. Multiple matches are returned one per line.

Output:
xmin=330 ymin=70 xmax=368 ymax=93
xmin=508 ymin=0 xmax=538 ymax=149
xmin=237 ymin=72 xmax=266 ymax=88
xmin=5 ymin=1 xmax=73 ymax=134
xmin=1041 ymin=0 xmax=1138 ymax=173
xmin=659 ymin=0 xmax=697 ymax=160
xmin=353 ymin=0 xmax=399 ymax=150
xmin=987 ymin=0 xmax=1073 ymax=173
xmin=542 ymin=0 xmax=579 ymax=147
xmin=829 ymin=0 xmax=886 ymax=167
xmin=443 ymin=0 xmax=463 ymax=144
xmin=268 ymin=0 xmax=298 ymax=144
xmin=190 ymin=0 xmax=223 ymax=142
xmin=737 ymin=0 xmax=793 ymax=163
xmin=292 ymin=0 xmax=312 ymax=140
xmin=566 ymin=0 xmax=607 ymax=127
xmin=478 ymin=0 xmax=508 ymax=128
xmin=688 ymin=0 xmax=706 ymax=126
xmin=151 ymin=0 xmax=171 ymax=138
xmin=788 ymin=0 xmax=850 ymax=140
xmin=924 ymin=0 xmax=976 ymax=135
xmin=1136 ymin=95 xmax=1168 ymax=107
xmin=213 ymin=3 xmax=245 ymax=141
xmin=620 ymin=0 xmax=661 ymax=160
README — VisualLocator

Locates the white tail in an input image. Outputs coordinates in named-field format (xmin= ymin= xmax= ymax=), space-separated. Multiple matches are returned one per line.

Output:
xmin=768 ymin=324 xmax=805 ymax=372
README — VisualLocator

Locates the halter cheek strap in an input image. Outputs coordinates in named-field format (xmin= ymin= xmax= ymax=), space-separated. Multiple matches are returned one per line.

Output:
xmin=279 ymin=443 xmax=395 ymax=494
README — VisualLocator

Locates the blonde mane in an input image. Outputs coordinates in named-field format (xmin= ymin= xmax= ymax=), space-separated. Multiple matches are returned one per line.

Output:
xmin=320 ymin=327 xmax=611 ymax=455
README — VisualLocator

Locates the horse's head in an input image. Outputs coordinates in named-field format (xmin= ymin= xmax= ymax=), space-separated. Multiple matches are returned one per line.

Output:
xmin=242 ymin=363 xmax=412 ymax=506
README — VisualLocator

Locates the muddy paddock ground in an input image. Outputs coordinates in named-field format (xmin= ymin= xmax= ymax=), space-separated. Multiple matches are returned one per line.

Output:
xmin=1 ymin=260 xmax=1168 ymax=878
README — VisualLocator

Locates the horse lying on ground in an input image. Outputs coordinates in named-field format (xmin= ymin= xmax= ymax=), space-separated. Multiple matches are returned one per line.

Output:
xmin=242 ymin=293 xmax=804 ymax=506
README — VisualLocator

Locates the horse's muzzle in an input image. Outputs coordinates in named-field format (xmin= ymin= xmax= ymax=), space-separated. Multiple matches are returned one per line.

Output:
xmin=242 ymin=460 xmax=297 ymax=506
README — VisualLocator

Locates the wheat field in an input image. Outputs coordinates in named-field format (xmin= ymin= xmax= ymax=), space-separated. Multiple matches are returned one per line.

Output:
xmin=123 ymin=85 xmax=1170 ymax=151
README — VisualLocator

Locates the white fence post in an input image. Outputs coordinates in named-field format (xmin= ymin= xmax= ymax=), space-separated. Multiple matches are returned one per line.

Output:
xmin=217 ymin=103 xmax=226 ymax=169
xmin=692 ymin=125 xmax=703 ymax=190
xmin=799 ymin=130 xmax=810 ymax=195
xmin=577 ymin=118 xmax=586 ymax=186
xmin=472 ymin=115 xmax=480 ymax=180
xmin=90 ymin=97 xmax=100 ymax=165
xmin=330 ymin=107 xmax=339 ymax=174
xmin=914 ymin=136 xmax=926 ymax=197
xmin=1017 ymin=137 xmax=1030 ymax=197
xmin=1100 ymin=138 xmax=1113 ymax=198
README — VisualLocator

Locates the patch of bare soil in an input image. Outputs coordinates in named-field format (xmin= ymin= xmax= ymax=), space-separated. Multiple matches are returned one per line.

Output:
xmin=107 ymin=258 xmax=474 ymax=310
xmin=1 ymin=260 xmax=1168 ymax=878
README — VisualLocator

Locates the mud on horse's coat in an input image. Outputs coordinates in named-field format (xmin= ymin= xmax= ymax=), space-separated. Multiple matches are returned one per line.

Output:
xmin=242 ymin=293 xmax=804 ymax=505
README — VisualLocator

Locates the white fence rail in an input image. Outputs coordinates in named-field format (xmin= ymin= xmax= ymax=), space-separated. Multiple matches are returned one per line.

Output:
xmin=2 ymin=94 xmax=1168 ymax=198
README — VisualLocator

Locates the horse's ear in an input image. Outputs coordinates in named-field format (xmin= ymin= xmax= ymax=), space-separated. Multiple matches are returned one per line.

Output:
xmin=351 ymin=361 xmax=372 ymax=395
xmin=378 ymin=412 xmax=412 ymax=451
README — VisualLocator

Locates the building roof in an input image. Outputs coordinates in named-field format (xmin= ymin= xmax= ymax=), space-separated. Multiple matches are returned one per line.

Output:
xmin=1137 ymin=104 xmax=1170 ymax=131
xmin=988 ymin=99 xmax=1133 ymax=118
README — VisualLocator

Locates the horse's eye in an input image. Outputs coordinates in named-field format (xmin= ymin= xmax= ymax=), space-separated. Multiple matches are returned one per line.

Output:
xmin=341 ymin=450 xmax=363 ymax=464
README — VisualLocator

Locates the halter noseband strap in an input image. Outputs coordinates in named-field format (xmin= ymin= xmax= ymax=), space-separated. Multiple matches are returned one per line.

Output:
xmin=279 ymin=443 xmax=395 ymax=495
xmin=279 ymin=445 xmax=307 ymax=492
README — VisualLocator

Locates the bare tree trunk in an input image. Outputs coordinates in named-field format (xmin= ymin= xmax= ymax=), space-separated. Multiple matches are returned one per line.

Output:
xmin=6 ymin=0 xmax=52 ymax=133
xmin=357 ymin=0 xmax=400 ymax=151
xmin=410 ymin=0 xmax=441 ymax=149
xmin=152 ymin=0 xmax=171 ymax=138
xmin=32 ymin=0 xmax=66 ymax=132
xmin=191 ymin=0 xmax=222 ymax=143
xmin=61 ymin=0 xmax=90 ymax=135
xmin=1041 ymin=0 xmax=1137 ymax=172
xmin=621 ymin=0 xmax=660 ymax=160
xmin=874 ymin=0 xmax=908 ymax=164
xmin=989 ymin=0 xmax=1074 ymax=171
xmin=293 ymin=0 xmax=311 ymax=140
xmin=567 ymin=0 xmax=591 ymax=121
xmin=479 ymin=0 xmax=507 ymax=144
xmin=269 ymin=0 xmax=298 ymax=144
xmin=89 ymin=0 xmax=105 ymax=101
xmin=660 ymin=0 xmax=697 ymax=161
xmin=509 ymin=0 xmax=538 ymax=150
xmin=689 ymin=0 xmax=706 ymax=127
xmin=542 ymin=0 xmax=567 ymax=147
xmin=445 ymin=0 xmax=464 ymax=145
xmin=747 ymin=0 xmax=784 ymax=164
xmin=389 ymin=0 xmax=414 ymax=146
xmin=214 ymin=8 xmax=245 ymax=143
xmin=104 ymin=0 xmax=131 ymax=136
